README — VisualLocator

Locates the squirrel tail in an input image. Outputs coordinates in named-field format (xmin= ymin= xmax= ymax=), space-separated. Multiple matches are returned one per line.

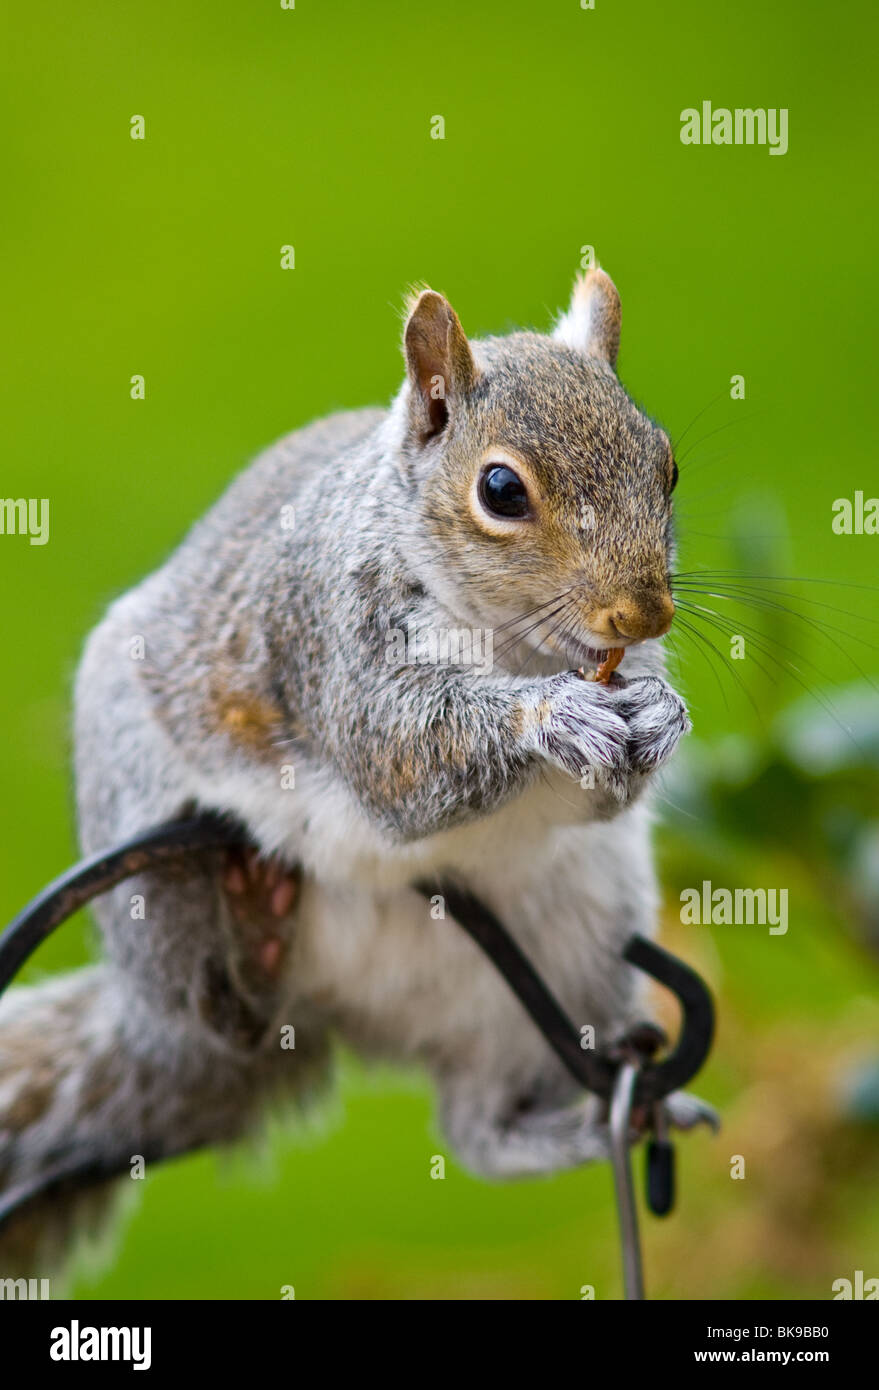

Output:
xmin=0 ymin=964 xmax=319 ymax=1282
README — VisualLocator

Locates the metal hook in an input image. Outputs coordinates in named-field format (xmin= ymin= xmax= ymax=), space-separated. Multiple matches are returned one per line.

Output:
xmin=2 ymin=828 xmax=716 ymax=1114
xmin=609 ymin=1061 xmax=644 ymax=1300
xmin=418 ymin=879 xmax=715 ymax=1107
xmin=0 ymin=814 xmax=718 ymax=1293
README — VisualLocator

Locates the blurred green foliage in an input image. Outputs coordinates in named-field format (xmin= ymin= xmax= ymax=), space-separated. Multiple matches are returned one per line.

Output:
xmin=1 ymin=0 xmax=877 ymax=1298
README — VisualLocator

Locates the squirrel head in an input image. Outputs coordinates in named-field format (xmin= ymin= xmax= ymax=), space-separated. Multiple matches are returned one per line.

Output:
xmin=395 ymin=269 xmax=678 ymax=667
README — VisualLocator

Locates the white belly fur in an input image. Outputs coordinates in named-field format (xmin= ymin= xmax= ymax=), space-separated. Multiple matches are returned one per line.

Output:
xmin=193 ymin=752 xmax=659 ymax=1082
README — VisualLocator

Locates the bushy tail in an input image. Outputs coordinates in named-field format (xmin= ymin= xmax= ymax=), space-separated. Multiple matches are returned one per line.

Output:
xmin=0 ymin=964 xmax=318 ymax=1281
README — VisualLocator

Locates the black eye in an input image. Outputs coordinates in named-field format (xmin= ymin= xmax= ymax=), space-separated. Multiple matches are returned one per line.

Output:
xmin=669 ymin=458 xmax=679 ymax=492
xmin=479 ymin=464 xmax=530 ymax=518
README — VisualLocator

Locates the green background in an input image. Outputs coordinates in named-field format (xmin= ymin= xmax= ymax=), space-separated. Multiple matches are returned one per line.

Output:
xmin=1 ymin=0 xmax=877 ymax=1299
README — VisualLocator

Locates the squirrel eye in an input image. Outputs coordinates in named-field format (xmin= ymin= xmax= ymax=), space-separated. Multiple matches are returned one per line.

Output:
xmin=478 ymin=464 xmax=530 ymax=519
xmin=669 ymin=457 xmax=679 ymax=492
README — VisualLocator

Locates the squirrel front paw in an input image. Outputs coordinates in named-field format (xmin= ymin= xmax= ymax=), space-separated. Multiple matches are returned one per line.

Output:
xmin=616 ymin=674 xmax=691 ymax=774
xmin=524 ymin=670 xmax=690 ymax=806
xmin=525 ymin=670 xmax=631 ymax=801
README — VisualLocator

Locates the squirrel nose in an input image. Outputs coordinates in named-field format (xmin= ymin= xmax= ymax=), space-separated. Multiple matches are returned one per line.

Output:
xmin=592 ymin=593 xmax=675 ymax=642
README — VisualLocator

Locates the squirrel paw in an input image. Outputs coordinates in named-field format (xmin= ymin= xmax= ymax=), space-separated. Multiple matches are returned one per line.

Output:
xmin=195 ymin=846 xmax=302 ymax=1049
xmin=613 ymin=675 xmax=691 ymax=773
xmin=528 ymin=670 xmax=631 ymax=801
xmin=663 ymin=1089 xmax=720 ymax=1134
xmin=625 ymin=1090 xmax=720 ymax=1141
xmin=222 ymin=846 xmax=301 ymax=980
xmin=528 ymin=670 xmax=689 ymax=805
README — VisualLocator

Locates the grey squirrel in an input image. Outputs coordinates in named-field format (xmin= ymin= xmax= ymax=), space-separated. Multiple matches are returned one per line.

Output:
xmin=0 ymin=268 xmax=714 ymax=1273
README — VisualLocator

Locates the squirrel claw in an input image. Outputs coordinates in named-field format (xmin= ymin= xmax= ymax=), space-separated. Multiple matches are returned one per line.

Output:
xmin=627 ymin=1089 xmax=719 ymax=1140
xmin=663 ymin=1090 xmax=720 ymax=1135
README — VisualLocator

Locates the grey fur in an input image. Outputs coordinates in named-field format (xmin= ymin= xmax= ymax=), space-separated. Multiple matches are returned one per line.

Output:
xmin=0 ymin=275 xmax=709 ymax=1276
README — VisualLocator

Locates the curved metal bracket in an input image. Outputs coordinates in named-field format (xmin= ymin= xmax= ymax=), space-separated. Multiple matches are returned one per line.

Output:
xmin=621 ymin=935 xmax=715 ymax=1106
xmin=1 ymin=819 xmax=714 ymax=1113
xmin=0 ymin=814 xmax=241 ymax=1001
xmin=416 ymin=879 xmax=714 ymax=1108
xmin=0 ymin=817 xmax=717 ymax=1270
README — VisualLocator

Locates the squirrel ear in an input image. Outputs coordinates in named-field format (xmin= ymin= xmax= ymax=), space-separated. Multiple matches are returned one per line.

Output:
xmin=403 ymin=289 xmax=477 ymax=442
xmin=553 ymin=268 xmax=621 ymax=368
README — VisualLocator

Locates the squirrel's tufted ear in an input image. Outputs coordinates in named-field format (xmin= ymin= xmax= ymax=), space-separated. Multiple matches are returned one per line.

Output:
xmin=553 ymin=267 xmax=621 ymax=369
xmin=403 ymin=289 xmax=478 ymax=442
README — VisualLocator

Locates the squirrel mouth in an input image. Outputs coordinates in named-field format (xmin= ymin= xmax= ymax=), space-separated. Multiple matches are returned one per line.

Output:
xmin=562 ymin=637 xmax=627 ymax=684
xmin=564 ymin=637 xmax=618 ymax=667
